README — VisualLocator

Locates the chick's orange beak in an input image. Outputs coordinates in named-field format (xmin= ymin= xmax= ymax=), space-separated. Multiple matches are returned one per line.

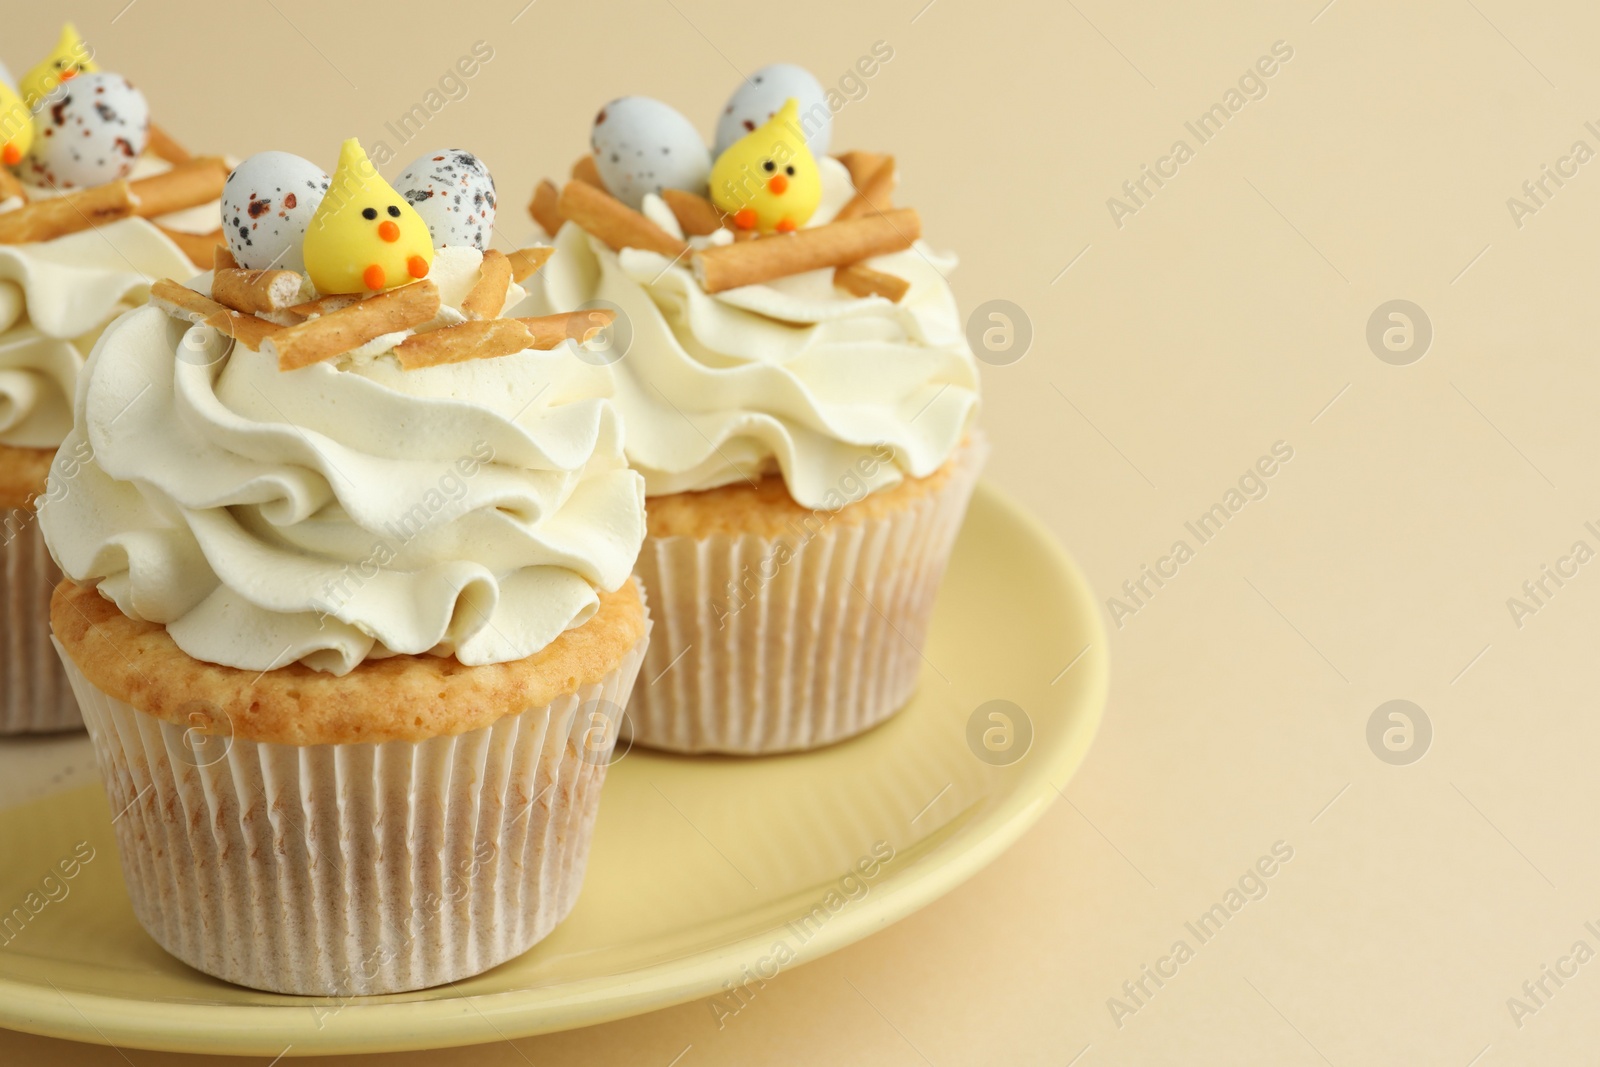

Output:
xmin=378 ymin=220 xmax=400 ymax=243
xmin=767 ymin=174 xmax=789 ymax=195
xmin=59 ymin=68 xmax=77 ymax=82
xmin=2 ymin=144 xmax=18 ymax=166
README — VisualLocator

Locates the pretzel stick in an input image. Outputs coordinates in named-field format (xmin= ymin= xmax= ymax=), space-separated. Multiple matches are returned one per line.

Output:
xmin=150 ymin=279 xmax=282 ymax=351
xmin=211 ymin=268 xmax=306 ymax=314
xmin=694 ymin=209 xmax=921 ymax=293
xmin=559 ymin=180 xmax=688 ymax=260
xmin=156 ymin=225 xmax=224 ymax=266
xmin=572 ymin=154 xmax=605 ymax=190
xmin=395 ymin=319 xmax=533 ymax=370
xmin=831 ymin=158 xmax=903 ymax=298
xmin=834 ymin=156 xmax=896 ymax=221
xmin=461 ymin=250 xmax=511 ymax=320
xmin=835 ymin=151 xmax=887 ymax=190
xmin=528 ymin=179 xmax=562 ymax=236
xmin=660 ymin=189 xmax=727 ymax=236
xmin=0 ymin=169 xmax=26 ymax=210
xmin=0 ymin=181 xmax=136 ymax=243
xmin=146 ymin=124 xmax=193 ymax=165
xmin=835 ymin=264 xmax=910 ymax=302
xmin=516 ymin=309 xmax=615 ymax=349
xmin=275 ymin=292 xmax=362 ymax=323
xmin=130 ymin=157 xmax=229 ymax=218
xmin=263 ymin=281 xmax=441 ymax=372
xmin=213 ymin=243 xmax=237 ymax=271
xmin=506 ymin=245 xmax=555 ymax=281
xmin=262 ymin=292 xmax=361 ymax=326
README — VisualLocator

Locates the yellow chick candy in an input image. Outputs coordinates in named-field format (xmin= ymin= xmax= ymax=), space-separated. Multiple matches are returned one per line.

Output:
xmin=19 ymin=23 xmax=99 ymax=111
xmin=303 ymin=139 xmax=433 ymax=295
xmin=709 ymin=98 xmax=822 ymax=234
xmin=0 ymin=82 xmax=33 ymax=167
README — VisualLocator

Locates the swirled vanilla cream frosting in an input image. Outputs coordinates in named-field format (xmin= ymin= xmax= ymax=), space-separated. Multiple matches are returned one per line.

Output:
xmin=0 ymin=214 xmax=194 ymax=449
xmin=0 ymin=152 xmax=225 ymax=451
xmin=38 ymin=247 xmax=647 ymax=676
xmin=515 ymin=158 xmax=980 ymax=510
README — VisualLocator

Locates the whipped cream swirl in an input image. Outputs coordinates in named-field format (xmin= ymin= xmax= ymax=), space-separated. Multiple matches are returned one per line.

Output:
xmin=515 ymin=157 xmax=980 ymax=509
xmin=40 ymin=249 xmax=646 ymax=675
xmin=0 ymin=218 xmax=194 ymax=448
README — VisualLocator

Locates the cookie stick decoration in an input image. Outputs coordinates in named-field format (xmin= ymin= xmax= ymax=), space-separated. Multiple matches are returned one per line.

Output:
xmin=302 ymin=138 xmax=433 ymax=294
xmin=709 ymin=99 xmax=822 ymax=234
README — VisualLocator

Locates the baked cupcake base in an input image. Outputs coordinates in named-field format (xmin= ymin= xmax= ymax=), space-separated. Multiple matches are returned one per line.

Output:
xmin=2 ymin=444 xmax=80 ymax=734
xmin=628 ymin=435 xmax=987 ymax=754
xmin=52 ymin=578 xmax=650 ymax=996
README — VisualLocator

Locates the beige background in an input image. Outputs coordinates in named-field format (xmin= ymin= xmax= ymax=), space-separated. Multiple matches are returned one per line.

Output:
xmin=4 ymin=0 xmax=1598 ymax=1062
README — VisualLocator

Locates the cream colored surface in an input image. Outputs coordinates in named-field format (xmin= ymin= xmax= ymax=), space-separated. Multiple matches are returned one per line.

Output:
xmin=1 ymin=0 xmax=1596 ymax=1062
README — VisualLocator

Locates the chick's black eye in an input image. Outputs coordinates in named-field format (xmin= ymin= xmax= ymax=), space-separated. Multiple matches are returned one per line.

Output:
xmin=785 ymin=165 xmax=795 ymax=176
xmin=762 ymin=160 xmax=775 ymax=173
xmin=387 ymin=205 xmax=401 ymax=217
xmin=361 ymin=207 xmax=377 ymax=220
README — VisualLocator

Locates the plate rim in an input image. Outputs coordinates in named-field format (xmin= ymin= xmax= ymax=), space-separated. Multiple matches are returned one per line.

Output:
xmin=0 ymin=480 xmax=1108 ymax=1056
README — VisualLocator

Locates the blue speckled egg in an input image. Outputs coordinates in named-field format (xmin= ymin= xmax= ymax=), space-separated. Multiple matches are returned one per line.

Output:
xmin=591 ymin=97 xmax=710 ymax=210
xmin=715 ymin=65 xmax=831 ymax=159
xmin=18 ymin=72 xmax=148 ymax=189
xmin=221 ymin=151 xmax=329 ymax=272
xmin=395 ymin=149 xmax=496 ymax=251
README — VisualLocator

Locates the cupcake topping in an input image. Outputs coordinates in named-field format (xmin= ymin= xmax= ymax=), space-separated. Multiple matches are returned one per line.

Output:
xmin=17 ymin=22 xmax=96 ymax=111
xmin=38 ymin=145 xmax=643 ymax=675
xmin=708 ymin=99 xmax=822 ymax=235
xmin=143 ymin=138 xmax=607 ymax=376
xmin=394 ymin=149 xmax=497 ymax=251
xmin=512 ymin=67 xmax=979 ymax=508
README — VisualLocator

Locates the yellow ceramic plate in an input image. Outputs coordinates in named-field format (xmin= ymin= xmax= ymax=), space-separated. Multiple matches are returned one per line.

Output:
xmin=0 ymin=483 xmax=1105 ymax=1057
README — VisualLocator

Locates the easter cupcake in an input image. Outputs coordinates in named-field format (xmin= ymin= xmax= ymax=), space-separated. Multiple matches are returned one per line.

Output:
xmin=40 ymin=139 xmax=648 ymax=995
xmin=517 ymin=68 xmax=983 ymax=754
xmin=0 ymin=24 xmax=233 ymax=733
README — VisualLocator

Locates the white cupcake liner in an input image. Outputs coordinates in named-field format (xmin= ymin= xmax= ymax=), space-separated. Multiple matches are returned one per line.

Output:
xmin=628 ymin=437 xmax=987 ymax=754
xmin=2 ymin=507 xmax=81 ymax=734
xmin=54 ymin=610 xmax=649 ymax=996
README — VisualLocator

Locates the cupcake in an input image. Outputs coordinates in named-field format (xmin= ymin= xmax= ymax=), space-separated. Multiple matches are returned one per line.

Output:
xmin=39 ymin=138 xmax=649 ymax=995
xmin=516 ymin=71 xmax=983 ymax=754
xmin=0 ymin=24 xmax=232 ymax=733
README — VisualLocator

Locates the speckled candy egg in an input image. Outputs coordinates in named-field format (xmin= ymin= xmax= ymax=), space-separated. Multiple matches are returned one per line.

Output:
xmin=394 ymin=149 xmax=496 ymax=250
xmin=591 ymin=97 xmax=711 ymax=210
xmin=714 ymin=65 xmax=831 ymax=159
xmin=18 ymin=72 xmax=148 ymax=190
xmin=221 ymin=152 xmax=330 ymax=272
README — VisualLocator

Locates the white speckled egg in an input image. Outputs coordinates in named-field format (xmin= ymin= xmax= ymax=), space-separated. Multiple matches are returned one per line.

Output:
xmin=18 ymin=72 xmax=148 ymax=190
xmin=221 ymin=152 xmax=329 ymax=272
xmin=591 ymin=97 xmax=711 ymax=210
xmin=715 ymin=65 xmax=831 ymax=159
xmin=395 ymin=149 xmax=496 ymax=251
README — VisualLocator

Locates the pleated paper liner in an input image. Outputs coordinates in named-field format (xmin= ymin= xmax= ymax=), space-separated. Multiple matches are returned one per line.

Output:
xmin=628 ymin=436 xmax=988 ymax=755
xmin=2 ymin=508 xmax=81 ymax=733
xmin=54 ymin=609 xmax=649 ymax=996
